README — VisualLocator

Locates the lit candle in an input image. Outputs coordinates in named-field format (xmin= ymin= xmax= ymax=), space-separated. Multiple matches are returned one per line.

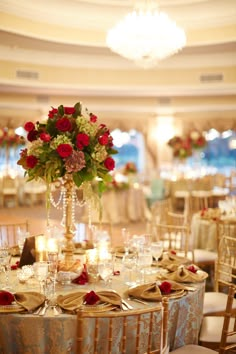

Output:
xmin=47 ymin=238 xmax=58 ymax=253
xmin=35 ymin=235 xmax=47 ymax=262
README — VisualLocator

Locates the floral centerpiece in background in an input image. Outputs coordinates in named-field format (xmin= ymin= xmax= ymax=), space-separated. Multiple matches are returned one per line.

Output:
xmin=0 ymin=127 xmax=25 ymax=147
xmin=17 ymin=101 xmax=117 ymax=263
xmin=187 ymin=130 xmax=207 ymax=150
xmin=167 ymin=136 xmax=192 ymax=160
xmin=123 ymin=161 xmax=137 ymax=175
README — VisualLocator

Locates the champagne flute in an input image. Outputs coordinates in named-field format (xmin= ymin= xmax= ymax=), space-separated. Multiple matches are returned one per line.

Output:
xmin=137 ymin=247 xmax=153 ymax=284
xmin=0 ymin=245 xmax=12 ymax=290
xmin=47 ymin=252 xmax=58 ymax=298
xmin=122 ymin=228 xmax=130 ymax=255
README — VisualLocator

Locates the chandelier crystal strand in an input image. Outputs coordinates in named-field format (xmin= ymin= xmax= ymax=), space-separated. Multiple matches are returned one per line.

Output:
xmin=106 ymin=0 xmax=186 ymax=68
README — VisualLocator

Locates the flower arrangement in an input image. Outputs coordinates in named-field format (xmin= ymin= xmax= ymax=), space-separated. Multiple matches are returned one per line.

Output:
xmin=187 ymin=130 xmax=207 ymax=150
xmin=17 ymin=102 xmax=117 ymax=188
xmin=167 ymin=136 xmax=192 ymax=159
xmin=123 ymin=161 xmax=137 ymax=174
xmin=0 ymin=127 xmax=25 ymax=147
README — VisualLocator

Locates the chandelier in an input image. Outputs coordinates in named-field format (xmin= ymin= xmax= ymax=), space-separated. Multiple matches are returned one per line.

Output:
xmin=106 ymin=1 xmax=186 ymax=69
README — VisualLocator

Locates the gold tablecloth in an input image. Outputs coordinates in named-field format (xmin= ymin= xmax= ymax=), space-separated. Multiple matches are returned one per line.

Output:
xmin=0 ymin=265 xmax=205 ymax=353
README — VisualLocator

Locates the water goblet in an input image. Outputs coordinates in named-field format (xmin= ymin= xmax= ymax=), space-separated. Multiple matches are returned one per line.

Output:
xmin=151 ymin=241 xmax=164 ymax=262
xmin=33 ymin=261 xmax=49 ymax=295
xmin=137 ymin=247 xmax=153 ymax=284
xmin=122 ymin=252 xmax=137 ymax=287
xmin=0 ymin=245 xmax=12 ymax=290
xmin=98 ymin=260 xmax=113 ymax=287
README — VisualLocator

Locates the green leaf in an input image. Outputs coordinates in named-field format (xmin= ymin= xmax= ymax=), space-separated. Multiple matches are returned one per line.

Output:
xmin=74 ymin=102 xmax=82 ymax=117
xmin=58 ymin=105 xmax=64 ymax=116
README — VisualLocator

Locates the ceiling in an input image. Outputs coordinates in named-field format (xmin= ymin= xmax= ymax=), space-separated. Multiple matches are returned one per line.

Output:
xmin=0 ymin=0 xmax=236 ymax=130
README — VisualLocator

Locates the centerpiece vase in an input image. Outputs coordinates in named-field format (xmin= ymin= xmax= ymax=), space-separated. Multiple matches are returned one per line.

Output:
xmin=62 ymin=174 xmax=75 ymax=264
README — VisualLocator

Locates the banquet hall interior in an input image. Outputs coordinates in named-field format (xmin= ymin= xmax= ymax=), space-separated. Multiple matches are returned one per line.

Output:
xmin=0 ymin=0 xmax=236 ymax=353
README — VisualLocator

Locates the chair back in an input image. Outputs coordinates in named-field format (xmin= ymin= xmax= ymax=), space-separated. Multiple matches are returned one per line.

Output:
xmin=219 ymin=285 xmax=236 ymax=354
xmin=215 ymin=235 xmax=236 ymax=291
xmin=154 ymin=222 xmax=190 ymax=258
xmin=77 ymin=298 xmax=169 ymax=354
xmin=0 ymin=220 xmax=28 ymax=246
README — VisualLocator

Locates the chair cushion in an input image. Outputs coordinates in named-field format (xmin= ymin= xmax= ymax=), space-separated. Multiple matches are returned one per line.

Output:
xmin=203 ymin=292 xmax=236 ymax=315
xmin=170 ymin=344 xmax=216 ymax=353
xmin=199 ymin=316 xmax=236 ymax=343
xmin=193 ymin=249 xmax=217 ymax=262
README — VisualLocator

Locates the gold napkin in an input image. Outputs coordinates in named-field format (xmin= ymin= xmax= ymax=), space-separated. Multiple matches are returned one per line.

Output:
xmin=156 ymin=266 xmax=208 ymax=283
xmin=57 ymin=290 xmax=121 ymax=312
xmin=127 ymin=281 xmax=186 ymax=302
xmin=14 ymin=291 xmax=46 ymax=311
xmin=155 ymin=252 xmax=191 ymax=270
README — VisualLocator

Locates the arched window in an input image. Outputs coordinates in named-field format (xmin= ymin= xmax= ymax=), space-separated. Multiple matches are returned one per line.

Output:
xmin=111 ymin=129 xmax=145 ymax=171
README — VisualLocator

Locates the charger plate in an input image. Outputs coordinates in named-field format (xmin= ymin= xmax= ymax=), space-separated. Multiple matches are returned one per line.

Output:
xmin=124 ymin=286 xmax=186 ymax=302
xmin=80 ymin=302 xmax=117 ymax=312
xmin=0 ymin=303 xmax=25 ymax=313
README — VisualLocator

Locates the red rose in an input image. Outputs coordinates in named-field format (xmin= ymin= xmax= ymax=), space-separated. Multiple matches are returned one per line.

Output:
xmin=57 ymin=144 xmax=73 ymax=158
xmin=104 ymin=157 xmax=115 ymax=171
xmin=187 ymin=265 xmax=197 ymax=274
xmin=76 ymin=133 xmax=90 ymax=150
xmin=56 ymin=118 xmax=72 ymax=132
xmin=84 ymin=290 xmax=100 ymax=305
xmin=24 ymin=121 xmax=35 ymax=132
xmin=159 ymin=281 xmax=172 ymax=294
xmin=170 ymin=250 xmax=176 ymax=255
xmin=72 ymin=265 xmax=88 ymax=285
xmin=48 ymin=108 xmax=58 ymax=118
xmin=0 ymin=291 xmax=14 ymax=305
xmin=98 ymin=134 xmax=109 ymax=146
xmin=27 ymin=130 xmax=38 ymax=142
xmin=64 ymin=107 xmax=75 ymax=115
xmin=40 ymin=133 xmax=51 ymax=142
xmin=26 ymin=155 xmax=38 ymax=169
xmin=90 ymin=114 xmax=97 ymax=123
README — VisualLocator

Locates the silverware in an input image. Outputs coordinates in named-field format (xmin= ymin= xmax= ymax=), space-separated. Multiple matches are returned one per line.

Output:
xmin=127 ymin=297 xmax=148 ymax=305
xmin=39 ymin=301 xmax=49 ymax=316
xmin=122 ymin=300 xmax=133 ymax=310
xmin=33 ymin=306 xmax=43 ymax=315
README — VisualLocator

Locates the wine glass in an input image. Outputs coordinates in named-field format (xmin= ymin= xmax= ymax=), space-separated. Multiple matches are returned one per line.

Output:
xmin=151 ymin=241 xmax=164 ymax=262
xmin=122 ymin=252 xmax=137 ymax=286
xmin=47 ymin=252 xmax=59 ymax=298
xmin=122 ymin=228 xmax=130 ymax=255
xmin=98 ymin=260 xmax=113 ymax=287
xmin=33 ymin=261 xmax=49 ymax=295
xmin=137 ymin=247 xmax=153 ymax=284
xmin=0 ymin=244 xmax=12 ymax=290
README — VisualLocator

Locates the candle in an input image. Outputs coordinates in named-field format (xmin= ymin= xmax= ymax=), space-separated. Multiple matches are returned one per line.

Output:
xmin=47 ymin=238 xmax=58 ymax=253
xmin=35 ymin=235 xmax=47 ymax=261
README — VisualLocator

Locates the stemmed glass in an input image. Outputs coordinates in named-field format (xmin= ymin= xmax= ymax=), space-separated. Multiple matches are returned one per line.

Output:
xmin=137 ymin=247 xmax=153 ymax=284
xmin=33 ymin=261 xmax=49 ymax=295
xmin=0 ymin=244 xmax=12 ymax=290
xmin=47 ymin=252 xmax=58 ymax=298
xmin=122 ymin=228 xmax=130 ymax=255
xmin=98 ymin=259 xmax=113 ymax=287
xmin=122 ymin=252 xmax=137 ymax=286
xmin=151 ymin=241 xmax=164 ymax=262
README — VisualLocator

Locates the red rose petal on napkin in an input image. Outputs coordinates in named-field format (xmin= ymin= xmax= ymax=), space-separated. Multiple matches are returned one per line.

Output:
xmin=0 ymin=291 xmax=15 ymax=305
xmin=84 ymin=291 xmax=100 ymax=305
xmin=72 ymin=265 xmax=89 ymax=285
xmin=159 ymin=281 xmax=172 ymax=295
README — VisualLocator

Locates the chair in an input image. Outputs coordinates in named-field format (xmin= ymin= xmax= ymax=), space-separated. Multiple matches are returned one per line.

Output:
xmin=77 ymin=297 xmax=169 ymax=354
xmin=2 ymin=175 xmax=19 ymax=207
xmin=203 ymin=235 xmax=236 ymax=316
xmin=154 ymin=222 xmax=191 ymax=259
xmin=0 ymin=220 xmax=29 ymax=246
xmin=170 ymin=344 xmax=216 ymax=353
xmin=199 ymin=285 xmax=236 ymax=352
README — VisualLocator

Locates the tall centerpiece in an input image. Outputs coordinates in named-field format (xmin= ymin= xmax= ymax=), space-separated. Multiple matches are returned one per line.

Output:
xmin=17 ymin=102 xmax=117 ymax=264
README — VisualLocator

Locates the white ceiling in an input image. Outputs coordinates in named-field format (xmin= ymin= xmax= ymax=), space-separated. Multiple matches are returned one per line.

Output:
xmin=0 ymin=0 xmax=236 ymax=128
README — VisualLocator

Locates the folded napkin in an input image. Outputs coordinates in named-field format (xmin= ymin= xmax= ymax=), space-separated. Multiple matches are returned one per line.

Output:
xmin=156 ymin=265 xmax=208 ymax=283
xmin=127 ymin=281 xmax=186 ymax=302
xmin=57 ymin=290 xmax=122 ymax=312
xmin=14 ymin=291 xmax=46 ymax=311
xmin=155 ymin=251 xmax=191 ymax=270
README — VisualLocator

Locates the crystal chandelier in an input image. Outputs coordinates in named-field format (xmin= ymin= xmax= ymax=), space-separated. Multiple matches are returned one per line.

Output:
xmin=106 ymin=1 xmax=186 ymax=69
